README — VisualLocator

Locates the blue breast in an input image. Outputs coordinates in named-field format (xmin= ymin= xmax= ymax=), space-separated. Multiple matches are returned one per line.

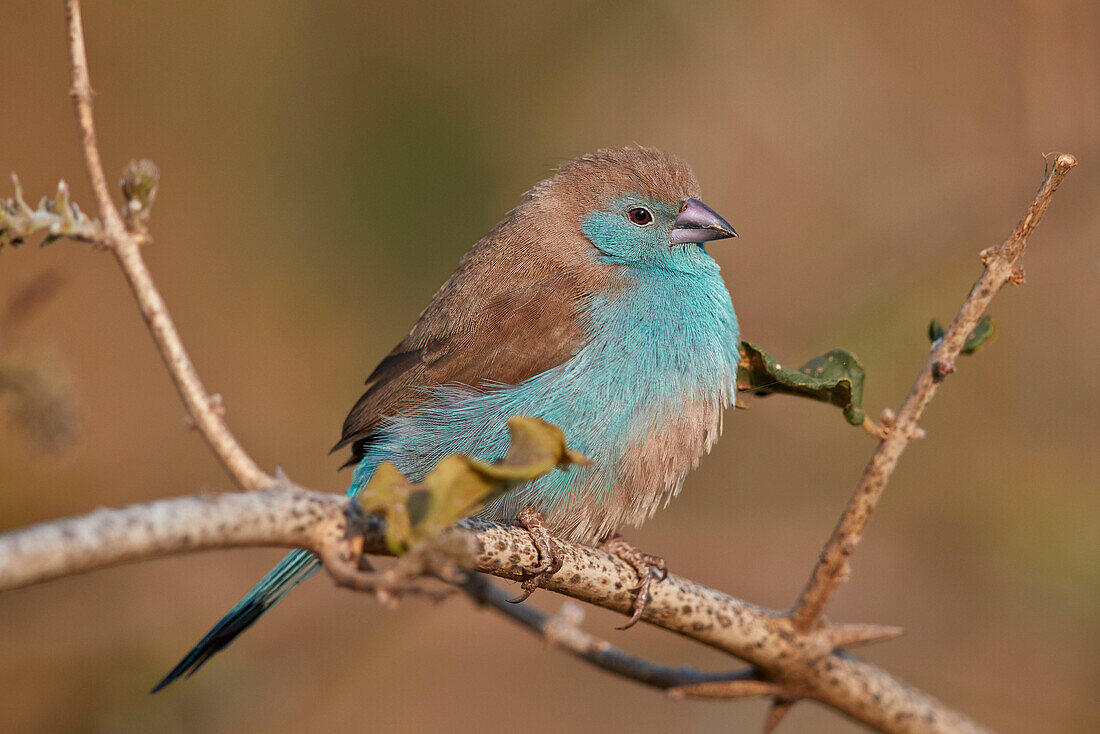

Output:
xmin=349 ymin=256 xmax=739 ymax=542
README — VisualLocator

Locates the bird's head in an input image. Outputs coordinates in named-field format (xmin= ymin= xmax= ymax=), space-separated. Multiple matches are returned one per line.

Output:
xmin=528 ymin=145 xmax=736 ymax=274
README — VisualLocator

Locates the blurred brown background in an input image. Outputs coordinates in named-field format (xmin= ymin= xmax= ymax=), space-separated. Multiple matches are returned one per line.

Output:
xmin=2 ymin=1 xmax=1097 ymax=732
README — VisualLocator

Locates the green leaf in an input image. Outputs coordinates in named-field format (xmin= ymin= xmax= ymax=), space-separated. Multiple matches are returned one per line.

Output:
xmin=928 ymin=315 xmax=995 ymax=355
xmin=737 ymin=340 xmax=867 ymax=426
xmin=358 ymin=416 xmax=589 ymax=554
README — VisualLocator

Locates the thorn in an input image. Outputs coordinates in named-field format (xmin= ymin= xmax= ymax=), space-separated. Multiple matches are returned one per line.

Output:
xmin=823 ymin=622 xmax=905 ymax=650
xmin=931 ymin=358 xmax=956 ymax=383
xmin=11 ymin=173 xmax=33 ymax=216
xmin=668 ymin=678 xmax=779 ymax=700
xmin=182 ymin=394 xmax=225 ymax=428
xmin=874 ymin=407 xmax=924 ymax=441
xmin=763 ymin=697 xmax=795 ymax=733
xmin=1008 ymin=264 xmax=1026 ymax=285
xmin=56 ymin=180 xmax=73 ymax=220
xmin=878 ymin=407 xmax=896 ymax=429
xmin=870 ymin=408 xmax=904 ymax=439
xmin=207 ymin=393 xmax=226 ymax=417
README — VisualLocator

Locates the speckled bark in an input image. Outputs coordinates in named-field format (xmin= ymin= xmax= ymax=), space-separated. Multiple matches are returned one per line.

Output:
xmin=371 ymin=519 xmax=991 ymax=733
xmin=0 ymin=486 xmax=992 ymax=733
xmin=0 ymin=482 xmax=361 ymax=590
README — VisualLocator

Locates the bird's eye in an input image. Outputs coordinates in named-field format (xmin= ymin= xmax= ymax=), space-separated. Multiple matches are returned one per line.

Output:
xmin=627 ymin=207 xmax=654 ymax=226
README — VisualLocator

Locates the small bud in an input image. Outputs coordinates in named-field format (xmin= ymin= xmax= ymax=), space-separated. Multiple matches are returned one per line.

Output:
xmin=120 ymin=159 xmax=159 ymax=229
xmin=931 ymin=358 xmax=956 ymax=383
xmin=56 ymin=180 xmax=73 ymax=220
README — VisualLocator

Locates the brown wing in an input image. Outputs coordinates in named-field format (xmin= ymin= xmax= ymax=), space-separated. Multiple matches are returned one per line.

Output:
xmin=334 ymin=221 xmax=607 ymax=467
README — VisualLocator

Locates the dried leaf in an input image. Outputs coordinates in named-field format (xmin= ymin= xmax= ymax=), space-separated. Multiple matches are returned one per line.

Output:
xmin=358 ymin=462 xmax=415 ymax=555
xmin=358 ymin=416 xmax=588 ymax=554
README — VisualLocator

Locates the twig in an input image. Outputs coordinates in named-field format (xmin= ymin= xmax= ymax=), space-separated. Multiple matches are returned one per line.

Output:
xmin=459 ymin=573 xmax=759 ymax=693
xmin=0 ymin=176 xmax=103 ymax=250
xmin=789 ymin=153 xmax=1077 ymax=633
xmin=63 ymin=0 xmax=273 ymax=492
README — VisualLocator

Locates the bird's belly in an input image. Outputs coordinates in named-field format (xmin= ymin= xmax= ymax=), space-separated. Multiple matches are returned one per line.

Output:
xmin=480 ymin=379 xmax=727 ymax=544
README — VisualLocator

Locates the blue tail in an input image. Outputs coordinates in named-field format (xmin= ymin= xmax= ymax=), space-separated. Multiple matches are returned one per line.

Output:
xmin=151 ymin=548 xmax=321 ymax=692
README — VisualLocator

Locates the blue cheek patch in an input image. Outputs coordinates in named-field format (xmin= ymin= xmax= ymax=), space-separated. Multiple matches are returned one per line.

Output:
xmin=580 ymin=197 xmax=713 ymax=274
xmin=580 ymin=209 xmax=644 ymax=261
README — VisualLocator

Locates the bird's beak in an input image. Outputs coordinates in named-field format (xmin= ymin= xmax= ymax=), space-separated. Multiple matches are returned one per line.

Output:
xmin=670 ymin=198 xmax=738 ymax=244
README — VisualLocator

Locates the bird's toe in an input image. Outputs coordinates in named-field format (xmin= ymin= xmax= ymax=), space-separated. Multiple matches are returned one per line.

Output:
xmin=599 ymin=533 xmax=668 ymax=628
xmin=509 ymin=507 xmax=563 ymax=602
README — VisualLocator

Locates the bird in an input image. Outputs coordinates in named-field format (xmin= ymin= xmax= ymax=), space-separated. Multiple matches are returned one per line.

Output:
xmin=153 ymin=145 xmax=740 ymax=692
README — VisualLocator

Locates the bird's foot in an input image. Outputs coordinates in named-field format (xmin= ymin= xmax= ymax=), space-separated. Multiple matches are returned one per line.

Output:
xmin=508 ymin=507 xmax=563 ymax=604
xmin=599 ymin=533 xmax=667 ymax=630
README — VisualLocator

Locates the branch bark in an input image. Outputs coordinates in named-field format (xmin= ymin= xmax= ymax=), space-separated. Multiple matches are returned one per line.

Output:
xmin=0 ymin=495 xmax=991 ymax=733
xmin=788 ymin=153 xmax=1078 ymax=632
xmin=0 ymin=480 xmax=363 ymax=590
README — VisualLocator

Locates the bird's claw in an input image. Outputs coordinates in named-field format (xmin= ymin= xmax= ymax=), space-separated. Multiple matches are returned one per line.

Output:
xmin=507 ymin=576 xmax=540 ymax=604
xmin=599 ymin=533 xmax=667 ymax=630
xmin=507 ymin=507 xmax=562 ymax=604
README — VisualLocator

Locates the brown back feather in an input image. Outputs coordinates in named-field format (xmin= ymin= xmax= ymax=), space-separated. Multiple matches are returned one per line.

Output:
xmin=335 ymin=146 xmax=700 ymax=466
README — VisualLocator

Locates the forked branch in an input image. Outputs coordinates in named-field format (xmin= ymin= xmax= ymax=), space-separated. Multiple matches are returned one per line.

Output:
xmin=0 ymin=3 xmax=1078 ymax=733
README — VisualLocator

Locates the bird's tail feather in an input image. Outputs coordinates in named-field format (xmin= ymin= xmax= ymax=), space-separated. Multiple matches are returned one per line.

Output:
xmin=151 ymin=548 xmax=321 ymax=692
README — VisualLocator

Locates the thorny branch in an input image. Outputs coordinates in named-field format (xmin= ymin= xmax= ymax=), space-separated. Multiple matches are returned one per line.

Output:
xmin=788 ymin=152 xmax=1078 ymax=635
xmin=0 ymin=2 xmax=1078 ymax=733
